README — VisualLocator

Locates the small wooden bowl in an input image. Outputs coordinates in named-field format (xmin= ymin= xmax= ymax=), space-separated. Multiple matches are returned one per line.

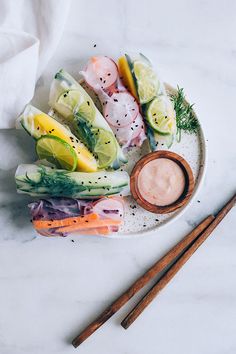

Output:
xmin=130 ymin=151 xmax=195 ymax=214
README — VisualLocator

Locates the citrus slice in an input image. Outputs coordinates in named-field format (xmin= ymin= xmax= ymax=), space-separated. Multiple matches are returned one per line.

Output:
xmin=57 ymin=90 xmax=96 ymax=122
xmin=146 ymin=97 xmax=176 ymax=135
xmin=57 ymin=90 xmax=81 ymax=117
xmin=118 ymin=56 xmax=138 ymax=100
xmin=36 ymin=135 xmax=78 ymax=171
xmin=133 ymin=60 xmax=160 ymax=104
xmin=93 ymin=129 xmax=117 ymax=169
xmin=77 ymin=98 xmax=96 ymax=122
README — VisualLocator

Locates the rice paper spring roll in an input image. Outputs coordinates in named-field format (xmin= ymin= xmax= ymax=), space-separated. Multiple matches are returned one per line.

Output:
xmin=118 ymin=53 xmax=176 ymax=150
xmin=29 ymin=196 xmax=124 ymax=237
xmin=15 ymin=164 xmax=130 ymax=199
xmin=80 ymin=56 xmax=146 ymax=149
xmin=49 ymin=69 xmax=127 ymax=169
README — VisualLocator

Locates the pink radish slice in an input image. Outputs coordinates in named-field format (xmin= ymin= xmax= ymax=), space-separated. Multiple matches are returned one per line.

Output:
xmin=92 ymin=197 xmax=124 ymax=221
xmin=82 ymin=56 xmax=118 ymax=90
xmin=103 ymin=92 xmax=139 ymax=128
xmin=114 ymin=113 xmax=144 ymax=145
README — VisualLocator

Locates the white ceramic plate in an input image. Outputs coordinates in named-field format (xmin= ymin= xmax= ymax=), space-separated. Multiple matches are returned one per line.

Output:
xmin=50 ymin=84 xmax=206 ymax=238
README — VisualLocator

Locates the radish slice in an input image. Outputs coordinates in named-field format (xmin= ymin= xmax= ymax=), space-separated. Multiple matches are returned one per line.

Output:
xmin=115 ymin=113 xmax=144 ymax=146
xmin=92 ymin=197 xmax=124 ymax=221
xmin=103 ymin=92 xmax=139 ymax=128
xmin=80 ymin=56 xmax=118 ymax=90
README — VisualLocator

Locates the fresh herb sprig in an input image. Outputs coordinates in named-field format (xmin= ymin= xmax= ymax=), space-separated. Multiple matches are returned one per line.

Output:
xmin=170 ymin=86 xmax=199 ymax=141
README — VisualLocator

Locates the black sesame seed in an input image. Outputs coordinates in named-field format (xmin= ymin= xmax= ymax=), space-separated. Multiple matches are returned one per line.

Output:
xmin=73 ymin=220 xmax=77 ymax=223
xmin=125 ymin=114 xmax=127 ymax=117
xmin=132 ymin=213 xmax=135 ymax=216
xmin=87 ymin=101 xmax=90 ymax=106
xmin=73 ymin=146 xmax=75 ymax=148
xmin=100 ymin=77 xmax=103 ymax=81
xmin=37 ymin=127 xmax=40 ymax=130
xmin=143 ymin=224 xmax=146 ymax=227
xmin=153 ymin=113 xmax=156 ymax=116
xmin=93 ymin=44 xmax=97 ymax=47
xmin=71 ymin=239 xmax=75 ymax=242
xmin=155 ymin=219 xmax=159 ymax=222
xmin=108 ymin=73 xmax=111 ymax=76
xmin=114 ymin=99 xmax=118 ymax=102
xmin=131 ymin=127 xmax=134 ymax=130
xmin=197 ymin=200 xmax=201 ymax=203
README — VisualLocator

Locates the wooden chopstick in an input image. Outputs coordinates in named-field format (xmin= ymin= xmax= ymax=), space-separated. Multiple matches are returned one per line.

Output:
xmin=121 ymin=193 xmax=236 ymax=329
xmin=72 ymin=215 xmax=213 ymax=348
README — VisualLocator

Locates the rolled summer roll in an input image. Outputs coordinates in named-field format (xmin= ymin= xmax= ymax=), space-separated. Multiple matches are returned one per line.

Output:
xmin=118 ymin=53 xmax=176 ymax=150
xmin=15 ymin=164 xmax=130 ymax=199
xmin=49 ymin=69 xmax=127 ymax=170
xmin=29 ymin=196 xmax=124 ymax=236
xmin=80 ymin=56 xmax=146 ymax=150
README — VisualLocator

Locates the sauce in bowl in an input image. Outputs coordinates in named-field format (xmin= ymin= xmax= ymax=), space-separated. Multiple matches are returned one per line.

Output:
xmin=130 ymin=151 xmax=194 ymax=214
xmin=138 ymin=158 xmax=185 ymax=206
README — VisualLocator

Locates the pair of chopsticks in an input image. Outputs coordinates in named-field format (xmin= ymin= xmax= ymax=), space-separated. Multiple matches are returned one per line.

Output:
xmin=72 ymin=193 xmax=236 ymax=348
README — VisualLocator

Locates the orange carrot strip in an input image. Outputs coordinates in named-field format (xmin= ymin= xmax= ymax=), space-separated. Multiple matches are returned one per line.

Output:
xmin=57 ymin=218 xmax=122 ymax=234
xmin=33 ymin=213 xmax=99 ymax=230
xmin=75 ymin=226 xmax=110 ymax=236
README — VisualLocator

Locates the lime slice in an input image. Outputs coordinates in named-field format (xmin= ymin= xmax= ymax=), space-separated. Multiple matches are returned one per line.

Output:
xmin=133 ymin=61 xmax=160 ymax=104
xmin=93 ymin=129 xmax=117 ymax=169
xmin=57 ymin=90 xmax=81 ymax=113
xmin=57 ymin=90 xmax=96 ymax=122
xmin=77 ymin=98 xmax=96 ymax=122
xmin=36 ymin=135 xmax=78 ymax=171
xmin=147 ymin=97 xmax=175 ymax=135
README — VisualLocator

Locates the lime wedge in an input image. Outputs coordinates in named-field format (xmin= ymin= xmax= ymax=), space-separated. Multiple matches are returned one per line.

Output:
xmin=93 ymin=129 xmax=117 ymax=169
xmin=133 ymin=61 xmax=160 ymax=104
xmin=147 ymin=97 xmax=176 ymax=135
xmin=57 ymin=90 xmax=96 ymax=122
xmin=36 ymin=135 xmax=78 ymax=171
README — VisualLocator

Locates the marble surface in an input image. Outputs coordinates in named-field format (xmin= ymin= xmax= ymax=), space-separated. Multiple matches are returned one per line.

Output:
xmin=0 ymin=0 xmax=236 ymax=353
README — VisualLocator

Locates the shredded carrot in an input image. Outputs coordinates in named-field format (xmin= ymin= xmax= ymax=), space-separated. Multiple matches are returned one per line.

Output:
xmin=75 ymin=226 xmax=110 ymax=236
xmin=33 ymin=213 xmax=99 ymax=230
xmin=56 ymin=218 xmax=122 ymax=233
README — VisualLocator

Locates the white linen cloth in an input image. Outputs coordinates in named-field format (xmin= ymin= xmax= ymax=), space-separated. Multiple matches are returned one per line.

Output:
xmin=0 ymin=0 xmax=71 ymax=128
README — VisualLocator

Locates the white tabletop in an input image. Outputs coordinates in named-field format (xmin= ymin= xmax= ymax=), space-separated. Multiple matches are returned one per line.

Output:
xmin=0 ymin=1 xmax=236 ymax=353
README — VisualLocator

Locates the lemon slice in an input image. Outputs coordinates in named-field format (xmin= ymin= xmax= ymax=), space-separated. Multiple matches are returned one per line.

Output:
xmin=36 ymin=135 xmax=78 ymax=171
xmin=147 ymin=97 xmax=176 ymax=135
xmin=93 ymin=129 xmax=117 ymax=169
xmin=133 ymin=60 xmax=160 ymax=104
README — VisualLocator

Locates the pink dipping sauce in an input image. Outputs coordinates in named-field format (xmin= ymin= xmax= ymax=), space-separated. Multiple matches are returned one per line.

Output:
xmin=137 ymin=158 xmax=186 ymax=206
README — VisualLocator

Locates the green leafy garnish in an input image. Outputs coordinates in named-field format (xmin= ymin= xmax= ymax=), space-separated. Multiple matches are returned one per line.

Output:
xmin=170 ymin=86 xmax=199 ymax=141
xmin=21 ymin=166 xmax=86 ymax=197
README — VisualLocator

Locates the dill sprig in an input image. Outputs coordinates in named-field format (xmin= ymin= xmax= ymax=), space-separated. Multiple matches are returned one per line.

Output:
xmin=170 ymin=86 xmax=199 ymax=141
